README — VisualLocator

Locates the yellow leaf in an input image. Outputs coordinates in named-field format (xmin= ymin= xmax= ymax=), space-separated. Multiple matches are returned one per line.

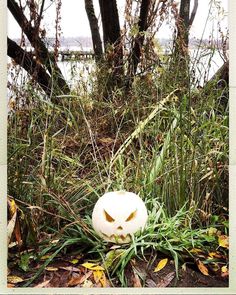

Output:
xmin=196 ymin=260 xmax=209 ymax=276
xmin=8 ymin=199 xmax=17 ymax=216
xmin=70 ymin=259 xmax=79 ymax=264
xmin=207 ymin=227 xmax=217 ymax=236
xmin=93 ymin=270 xmax=103 ymax=283
xmin=82 ymin=262 xmax=105 ymax=271
xmin=45 ymin=267 xmax=58 ymax=271
xmin=221 ymin=265 xmax=228 ymax=273
xmin=7 ymin=275 xmax=24 ymax=284
xmin=208 ymin=252 xmax=222 ymax=259
xmin=100 ymin=272 xmax=107 ymax=287
xmin=40 ymin=255 xmax=51 ymax=260
xmin=218 ymin=235 xmax=229 ymax=248
xmin=154 ymin=258 xmax=168 ymax=272
xmin=190 ymin=248 xmax=204 ymax=254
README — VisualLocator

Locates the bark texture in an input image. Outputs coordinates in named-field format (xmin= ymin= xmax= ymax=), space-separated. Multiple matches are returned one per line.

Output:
xmin=84 ymin=0 xmax=103 ymax=62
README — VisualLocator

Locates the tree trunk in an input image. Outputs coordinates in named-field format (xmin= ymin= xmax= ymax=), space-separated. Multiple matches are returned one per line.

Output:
xmin=98 ymin=0 xmax=121 ymax=47
xmin=98 ymin=0 xmax=124 ymax=98
xmin=84 ymin=0 xmax=103 ymax=63
xmin=173 ymin=0 xmax=198 ymax=89
xmin=127 ymin=0 xmax=151 ymax=81
xmin=8 ymin=0 xmax=70 ymax=94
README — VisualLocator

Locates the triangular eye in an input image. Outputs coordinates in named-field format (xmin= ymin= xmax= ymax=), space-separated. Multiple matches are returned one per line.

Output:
xmin=125 ymin=210 xmax=137 ymax=222
xmin=103 ymin=210 xmax=115 ymax=222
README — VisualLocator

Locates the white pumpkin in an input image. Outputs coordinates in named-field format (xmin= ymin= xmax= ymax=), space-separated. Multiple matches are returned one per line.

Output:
xmin=92 ymin=191 xmax=148 ymax=244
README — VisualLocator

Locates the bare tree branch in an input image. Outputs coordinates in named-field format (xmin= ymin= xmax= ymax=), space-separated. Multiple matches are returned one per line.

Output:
xmin=8 ymin=0 xmax=70 ymax=94
xmin=127 ymin=0 xmax=151 ymax=79
xmin=7 ymin=37 xmax=52 ymax=96
xmin=189 ymin=0 xmax=198 ymax=27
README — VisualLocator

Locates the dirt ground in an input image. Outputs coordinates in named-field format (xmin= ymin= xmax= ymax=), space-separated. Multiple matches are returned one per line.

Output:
xmin=8 ymin=251 xmax=228 ymax=288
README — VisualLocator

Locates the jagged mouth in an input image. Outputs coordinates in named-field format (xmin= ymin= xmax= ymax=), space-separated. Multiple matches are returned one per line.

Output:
xmin=101 ymin=232 xmax=131 ymax=242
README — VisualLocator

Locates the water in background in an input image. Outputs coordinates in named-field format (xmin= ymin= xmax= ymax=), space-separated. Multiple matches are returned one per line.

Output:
xmin=58 ymin=47 xmax=226 ymax=88
xmin=8 ymin=45 xmax=227 ymax=96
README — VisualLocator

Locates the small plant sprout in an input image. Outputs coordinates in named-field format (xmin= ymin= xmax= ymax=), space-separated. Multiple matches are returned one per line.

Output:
xmin=92 ymin=191 xmax=148 ymax=244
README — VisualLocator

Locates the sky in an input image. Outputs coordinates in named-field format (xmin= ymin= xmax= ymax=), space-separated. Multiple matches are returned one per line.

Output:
xmin=7 ymin=0 xmax=228 ymax=41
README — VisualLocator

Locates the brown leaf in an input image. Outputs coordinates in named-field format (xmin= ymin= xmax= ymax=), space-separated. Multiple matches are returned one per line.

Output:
xmin=59 ymin=266 xmax=81 ymax=272
xmin=196 ymin=259 xmax=209 ymax=276
xmin=68 ymin=271 xmax=93 ymax=287
xmin=14 ymin=219 xmax=23 ymax=247
xmin=208 ymin=252 xmax=223 ymax=259
xmin=34 ymin=279 xmax=51 ymax=288
xmin=221 ymin=265 xmax=228 ymax=273
xmin=156 ymin=272 xmax=175 ymax=287
xmin=132 ymin=272 xmax=142 ymax=287
xmin=146 ymin=279 xmax=157 ymax=287
xmin=7 ymin=283 xmax=15 ymax=288
xmin=7 ymin=211 xmax=17 ymax=246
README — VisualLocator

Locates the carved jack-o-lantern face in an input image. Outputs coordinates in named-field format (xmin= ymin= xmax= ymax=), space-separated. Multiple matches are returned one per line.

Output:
xmin=92 ymin=191 xmax=148 ymax=244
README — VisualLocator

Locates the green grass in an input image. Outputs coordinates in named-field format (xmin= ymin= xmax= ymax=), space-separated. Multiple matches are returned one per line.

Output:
xmin=7 ymin=42 xmax=228 ymax=286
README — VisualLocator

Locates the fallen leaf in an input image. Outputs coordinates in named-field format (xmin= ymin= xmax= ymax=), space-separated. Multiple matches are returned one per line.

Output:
xmin=156 ymin=272 xmax=175 ymax=287
xmin=45 ymin=267 xmax=58 ymax=271
xmin=8 ymin=198 xmax=17 ymax=215
xmin=93 ymin=270 xmax=103 ymax=283
xmin=210 ymin=262 xmax=220 ymax=272
xmin=221 ymin=265 xmax=228 ymax=273
xmin=82 ymin=262 xmax=104 ymax=271
xmin=181 ymin=263 xmax=187 ymax=271
xmin=196 ymin=259 xmax=209 ymax=276
xmin=59 ymin=266 xmax=81 ymax=272
xmin=7 ymin=283 xmax=15 ymax=288
xmin=154 ymin=258 xmax=168 ymax=272
xmin=51 ymin=239 xmax=60 ymax=244
xmin=132 ymin=272 xmax=142 ymax=287
xmin=70 ymin=259 xmax=79 ymax=264
xmin=190 ymin=248 xmax=204 ymax=254
xmin=218 ymin=235 xmax=229 ymax=248
xmin=100 ymin=272 xmax=109 ymax=287
xmin=109 ymin=245 xmax=121 ymax=250
xmin=208 ymin=252 xmax=222 ymax=259
xmin=15 ymin=223 xmax=23 ymax=247
xmin=34 ymin=279 xmax=51 ymax=288
xmin=68 ymin=271 xmax=93 ymax=287
xmin=7 ymin=211 xmax=17 ymax=246
xmin=7 ymin=275 xmax=24 ymax=284
xmin=146 ymin=279 xmax=157 ymax=287
xmin=207 ymin=227 xmax=218 ymax=236
xmin=40 ymin=254 xmax=52 ymax=260
xmin=82 ymin=279 xmax=93 ymax=287
xmin=221 ymin=271 xmax=229 ymax=278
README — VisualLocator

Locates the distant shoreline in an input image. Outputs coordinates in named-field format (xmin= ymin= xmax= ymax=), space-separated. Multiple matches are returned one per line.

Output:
xmin=12 ymin=36 xmax=228 ymax=51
